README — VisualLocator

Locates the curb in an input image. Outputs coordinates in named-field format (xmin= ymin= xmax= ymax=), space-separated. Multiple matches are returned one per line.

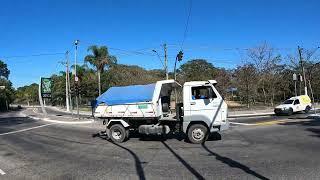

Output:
xmin=21 ymin=110 xmax=94 ymax=125
xmin=228 ymin=112 xmax=274 ymax=118
xmin=48 ymin=106 xmax=92 ymax=116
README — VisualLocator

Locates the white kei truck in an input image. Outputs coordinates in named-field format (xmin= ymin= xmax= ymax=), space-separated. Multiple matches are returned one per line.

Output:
xmin=94 ymin=79 xmax=229 ymax=143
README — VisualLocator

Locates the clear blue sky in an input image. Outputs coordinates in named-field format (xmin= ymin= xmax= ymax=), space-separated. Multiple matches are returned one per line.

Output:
xmin=0 ymin=0 xmax=319 ymax=88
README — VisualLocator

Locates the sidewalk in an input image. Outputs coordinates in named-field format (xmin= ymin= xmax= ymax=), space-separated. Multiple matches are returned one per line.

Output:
xmin=22 ymin=108 xmax=94 ymax=124
xmin=228 ymin=108 xmax=275 ymax=118
xmin=49 ymin=106 xmax=92 ymax=116
xmin=228 ymin=107 xmax=320 ymax=118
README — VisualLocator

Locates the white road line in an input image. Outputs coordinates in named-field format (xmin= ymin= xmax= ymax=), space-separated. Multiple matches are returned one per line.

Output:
xmin=229 ymin=122 xmax=256 ymax=126
xmin=0 ymin=168 xmax=6 ymax=175
xmin=0 ymin=123 xmax=56 ymax=136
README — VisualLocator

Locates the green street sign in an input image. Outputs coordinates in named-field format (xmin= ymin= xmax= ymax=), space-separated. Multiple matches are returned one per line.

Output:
xmin=41 ymin=77 xmax=52 ymax=98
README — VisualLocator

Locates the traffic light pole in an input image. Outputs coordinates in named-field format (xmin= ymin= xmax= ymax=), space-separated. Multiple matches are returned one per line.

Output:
xmin=164 ymin=44 xmax=168 ymax=80
xmin=74 ymin=40 xmax=80 ymax=120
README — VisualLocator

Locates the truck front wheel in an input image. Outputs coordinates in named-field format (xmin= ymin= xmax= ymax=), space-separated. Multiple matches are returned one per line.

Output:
xmin=109 ymin=124 xmax=127 ymax=143
xmin=187 ymin=124 xmax=208 ymax=144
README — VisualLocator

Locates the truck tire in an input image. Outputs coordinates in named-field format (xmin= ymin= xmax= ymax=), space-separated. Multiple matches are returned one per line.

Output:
xmin=109 ymin=124 xmax=127 ymax=143
xmin=287 ymin=108 xmax=293 ymax=116
xmin=187 ymin=124 xmax=208 ymax=144
xmin=304 ymin=106 xmax=311 ymax=113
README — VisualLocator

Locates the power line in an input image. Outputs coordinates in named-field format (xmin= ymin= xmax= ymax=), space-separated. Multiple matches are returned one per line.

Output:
xmin=0 ymin=52 xmax=65 ymax=59
xmin=180 ymin=0 xmax=193 ymax=50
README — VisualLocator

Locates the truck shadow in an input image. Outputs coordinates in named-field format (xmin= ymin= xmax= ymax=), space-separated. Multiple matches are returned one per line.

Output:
xmin=201 ymin=143 xmax=270 ymax=180
xmin=94 ymin=133 xmax=146 ymax=180
xmin=279 ymin=115 xmax=320 ymax=138
xmin=161 ymin=141 xmax=205 ymax=180
xmin=92 ymin=132 xmax=222 ymax=180
xmin=129 ymin=131 xmax=222 ymax=143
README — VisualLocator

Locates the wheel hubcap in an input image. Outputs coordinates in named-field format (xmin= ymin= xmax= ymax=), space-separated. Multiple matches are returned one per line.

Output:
xmin=112 ymin=129 xmax=122 ymax=140
xmin=192 ymin=128 xmax=204 ymax=140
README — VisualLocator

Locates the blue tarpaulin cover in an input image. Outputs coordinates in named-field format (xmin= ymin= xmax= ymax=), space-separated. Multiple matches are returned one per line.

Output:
xmin=95 ymin=83 xmax=156 ymax=106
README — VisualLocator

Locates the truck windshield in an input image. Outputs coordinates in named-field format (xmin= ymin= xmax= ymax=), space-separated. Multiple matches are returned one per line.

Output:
xmin=283 ymin=100 xmax=294 ymax=104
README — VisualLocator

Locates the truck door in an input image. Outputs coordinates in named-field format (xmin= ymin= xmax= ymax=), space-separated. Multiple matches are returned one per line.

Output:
xmin=187 ymin=85 xmax=221 ymax=125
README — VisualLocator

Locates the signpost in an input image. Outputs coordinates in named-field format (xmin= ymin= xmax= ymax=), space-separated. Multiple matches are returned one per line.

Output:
xmin=293 ymin=73 xmax=297 ymax=96
xmin=38 ymin=77 xmax=52 ymax=116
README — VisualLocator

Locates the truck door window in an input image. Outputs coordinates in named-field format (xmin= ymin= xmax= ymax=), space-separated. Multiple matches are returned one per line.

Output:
xmin=191 ymin=86 xmax=216 ymax=100
xmin=294 ymin=100 xmax=300 ymax=105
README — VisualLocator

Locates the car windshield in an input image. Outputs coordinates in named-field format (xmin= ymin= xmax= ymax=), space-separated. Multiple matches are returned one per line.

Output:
xmin=283 ymin=100 xmax=294 ymax=104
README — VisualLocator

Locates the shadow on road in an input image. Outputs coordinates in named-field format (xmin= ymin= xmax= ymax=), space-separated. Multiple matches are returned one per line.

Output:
xmin=280 ymin=115 xmax=320 ymax=138
xmin=0 ymin=117 xmax=36 ymax=127
xmin=129 ymin=131 xmax=221 ymax=143
xmin=94 ymin=133 xmax=146 ymax=180
xmin=201 ymin=143 xmax=270 ymax=180
xmin=161 ymin=141 xmax=205 ymax=180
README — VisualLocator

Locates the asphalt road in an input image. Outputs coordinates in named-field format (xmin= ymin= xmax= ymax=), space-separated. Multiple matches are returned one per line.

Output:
xmin=1 ymin=109 xmax=320 ymax=179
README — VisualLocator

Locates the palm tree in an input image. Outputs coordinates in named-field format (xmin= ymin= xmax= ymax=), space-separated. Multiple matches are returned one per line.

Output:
xmin=84 ymin=45 xmax=117 ymax=95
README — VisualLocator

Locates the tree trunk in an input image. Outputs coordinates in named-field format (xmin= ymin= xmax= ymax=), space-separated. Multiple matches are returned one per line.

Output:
xmin=246 ymin=83 xmax=250 ymax=108
xmin=271 ymin=89 xmax=275 ymax=107
xmin=262 ymin=87 xmax=267 ymax=105
xmin=98 ymin=71 xmax=101 ymax=96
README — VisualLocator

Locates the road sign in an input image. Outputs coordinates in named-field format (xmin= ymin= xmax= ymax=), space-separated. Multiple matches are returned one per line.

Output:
xmin=41 ymin=77 xmax=52 ymax=98
xmin=293 ymin=73 xmax=297 ymax=81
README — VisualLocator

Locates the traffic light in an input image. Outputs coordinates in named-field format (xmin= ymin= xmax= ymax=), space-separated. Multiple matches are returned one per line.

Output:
xmin=177 ymin=51 xmax=183 ymax=61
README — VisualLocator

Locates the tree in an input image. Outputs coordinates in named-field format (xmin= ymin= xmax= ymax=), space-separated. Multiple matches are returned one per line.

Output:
xmin=247 ymin=43 xmax=282 ymax=106
xmin=0 ymin=60 xmax=14 ymax=110
xmin=178 ymin=59 xmax=219 ymax=82
xmin=84 ymin=45 xmax=117 ymax=95
xmin=15 ymin=83 xmax=38 ymax=105
xmin=0 ymin=60 xmax=10 ymax=79
xmin=234 ymin=64 xmax=258 ymax=108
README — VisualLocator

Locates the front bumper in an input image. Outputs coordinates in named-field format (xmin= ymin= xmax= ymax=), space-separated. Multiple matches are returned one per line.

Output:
xmin=274 ymin=108 xmax=291 ymax=115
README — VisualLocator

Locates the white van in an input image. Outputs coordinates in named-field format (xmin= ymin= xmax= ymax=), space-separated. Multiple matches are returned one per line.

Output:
xmin=274 ymin=95 xmax=312 ymax=115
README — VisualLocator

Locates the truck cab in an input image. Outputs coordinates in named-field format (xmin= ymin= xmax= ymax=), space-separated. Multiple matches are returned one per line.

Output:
xmin=182 ymin=80 xmax=229 ymax=142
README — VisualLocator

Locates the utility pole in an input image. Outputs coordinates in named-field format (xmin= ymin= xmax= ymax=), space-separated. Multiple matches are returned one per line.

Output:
xmin=298 ymin=46 xmax=308 ymax=95
xmin=65 ymin=51 xmax=70 ymax=112
xmin=74 ymin=40 xmax=80 ymax=119
xmin=66 ymin=51 xmax=73 ymax=113
xmin=163 ymin=44 xmax=168 ymax=80
xmin=38 ymin=77 xmax=47 ymax=116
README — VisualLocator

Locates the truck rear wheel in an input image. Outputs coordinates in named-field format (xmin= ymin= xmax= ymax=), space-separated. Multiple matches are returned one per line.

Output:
xmin=187 ymin=124 xmax=208 ymax=144
xmin=109 ymin=124 xmax=127 ymax=143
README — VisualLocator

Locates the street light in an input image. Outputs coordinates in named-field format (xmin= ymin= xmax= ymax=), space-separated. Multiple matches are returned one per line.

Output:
xmin=152 ymin=50 xmax=167 ymax=79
